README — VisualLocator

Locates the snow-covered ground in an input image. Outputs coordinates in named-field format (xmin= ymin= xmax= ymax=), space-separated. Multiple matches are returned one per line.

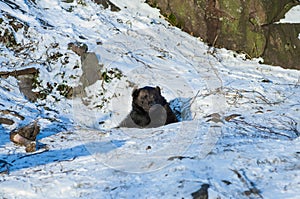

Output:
xmin=0 ymin=0 xmax=300 ymax=198
xmin=279 ymin=5 xmax=300 ymax=23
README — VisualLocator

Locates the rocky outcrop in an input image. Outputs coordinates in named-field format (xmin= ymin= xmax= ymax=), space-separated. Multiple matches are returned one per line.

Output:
xmin=68 ymin=42 xmax=103 ymax=98
xmin=0 ymin=68 xmax=40 ymax=102
xmin=263 ymin=24 xmax=300 ymax=68
xmin=92 ymin=0 xmax=120 ymax=11
xmin=146 ymin=0 xmax=300 ymax=69
xmin=10 ymin=121 xmax=40 ymax=153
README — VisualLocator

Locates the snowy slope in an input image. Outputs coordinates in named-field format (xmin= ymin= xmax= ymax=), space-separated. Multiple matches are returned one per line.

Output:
xmin=1 ymin=0 xmax=300 ymax=198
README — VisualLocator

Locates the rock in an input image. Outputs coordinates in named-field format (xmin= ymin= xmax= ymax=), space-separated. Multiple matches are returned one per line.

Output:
xmin=68 ymin=42 xmax=103 ymax=98
xmin=0 ymin=110 xmax=25 ymax=126
xmin=191 ymin=184 xmax=210 ymax=199
xmin=0 ymin=67 xmax=39 ymax=102
xmin=0 ymin=67 xmax=38 ymax=78
xmin=73 ymin=52 xmax=103 ymax=98
xmin=262 ymin=23 xmax=300 ymax=70
xmin=80 ymin=52 xmax=102 ymax=86
xmin=146 ymin=0 xmax=300 ymax=69
xmin=68 ymin=42 xmax=88 ymax=56
xmin=0 ymin=159 xmax=11 ymax=174
xmin=0 ymin=109 xmax=25 ymax=121
xmin=92 ymin=0 xmax=120 ymax=12
xmin=0 ymin=118 xmax=14 ymax=125
xmin=17 ymin=75 xmax=39 ymax=102
xmin=10 ymin=121 xmax=40 ymax=153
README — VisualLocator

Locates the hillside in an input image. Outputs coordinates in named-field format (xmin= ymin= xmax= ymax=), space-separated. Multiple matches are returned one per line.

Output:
xmin=0 ymin=0 xmax=299 ymax=198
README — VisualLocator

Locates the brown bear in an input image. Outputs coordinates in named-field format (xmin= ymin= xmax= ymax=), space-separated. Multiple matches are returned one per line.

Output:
xmin=118 ymin=86 xmax=178 ymax=128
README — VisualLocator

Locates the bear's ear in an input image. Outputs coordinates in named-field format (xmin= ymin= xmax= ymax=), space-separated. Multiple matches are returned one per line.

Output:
xmin=155 ymin=86 xmax=161 ymax=94
xmin=132 ymin=87 xmax=139 ymax=97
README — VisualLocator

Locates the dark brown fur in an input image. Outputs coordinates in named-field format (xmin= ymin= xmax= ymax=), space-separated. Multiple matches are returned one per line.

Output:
xmin=118 ymin=86 xmax=178 ymax=128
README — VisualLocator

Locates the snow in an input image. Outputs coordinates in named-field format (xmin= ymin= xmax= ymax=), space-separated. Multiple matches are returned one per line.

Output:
xmin=279 ymin=5 xmax=300 ymax=23
xmin=1 ymin=0 xmax=300 ymax=198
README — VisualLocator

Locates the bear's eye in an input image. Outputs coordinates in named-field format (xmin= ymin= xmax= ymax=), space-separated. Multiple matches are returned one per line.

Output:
xmin=144 ymin=95 xmax=148 ymax=99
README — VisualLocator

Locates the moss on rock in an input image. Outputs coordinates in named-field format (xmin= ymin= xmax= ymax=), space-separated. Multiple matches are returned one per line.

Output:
xmin=146 ymin=0 xmax=300 ymax=69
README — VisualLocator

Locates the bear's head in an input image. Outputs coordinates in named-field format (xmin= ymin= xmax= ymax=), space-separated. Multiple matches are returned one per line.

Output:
xmin=132 ymin=86 xmax=166 ymax=112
